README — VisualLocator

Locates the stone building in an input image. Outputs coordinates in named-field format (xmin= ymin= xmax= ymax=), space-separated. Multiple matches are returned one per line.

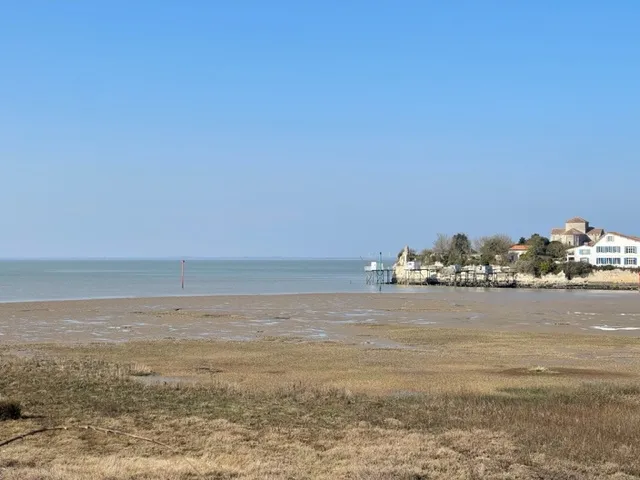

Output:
xmin=550 ymin=217 xmax=604 ymax=247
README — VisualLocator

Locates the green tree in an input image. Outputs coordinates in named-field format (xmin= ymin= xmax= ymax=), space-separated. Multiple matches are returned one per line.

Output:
xmin=517 ymin=237 xmax=527 ymax=245
xmin=546 ymin=241 xmax=568 ymax=260
xmin=525 ymin=234 xmax=550 ymax=257
xmin=518 ymin=234 xmax=557 ymax=277
xmin=447 ymin=233 xmax=472 ymax=266
xmin=563 ymin=261 xmax=593 ymax=280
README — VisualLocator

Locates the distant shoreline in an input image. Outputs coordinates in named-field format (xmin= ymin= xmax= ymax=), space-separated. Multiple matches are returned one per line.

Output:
xmin=396 ymin=280 xmax=640 ymax=292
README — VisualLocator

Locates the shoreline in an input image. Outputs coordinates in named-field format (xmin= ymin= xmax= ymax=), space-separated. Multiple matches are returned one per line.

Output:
xmin=0 ymin=290 xmax=391 ymax=306
xmin=1 ymin=283 xmax=638 ymax=307
xmin=396 ymin=280 xmax=640 ymax=291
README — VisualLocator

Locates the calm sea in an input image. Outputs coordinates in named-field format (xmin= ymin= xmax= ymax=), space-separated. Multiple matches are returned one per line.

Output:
xmin=0 ymin=259 xmax=398 ymax=303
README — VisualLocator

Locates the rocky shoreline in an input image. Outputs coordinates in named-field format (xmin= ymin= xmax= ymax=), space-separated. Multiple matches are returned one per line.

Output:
xmin=393 ymin=261 xmax=640 ymax=292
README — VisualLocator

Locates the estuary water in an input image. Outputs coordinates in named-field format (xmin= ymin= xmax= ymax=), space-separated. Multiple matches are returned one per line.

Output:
xmin=0 ymin=259 xmax=396 ymax=302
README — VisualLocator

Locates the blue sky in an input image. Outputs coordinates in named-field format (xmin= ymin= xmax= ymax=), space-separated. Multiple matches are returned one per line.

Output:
xmin=1 ymin=1 xmax=638 ymax=258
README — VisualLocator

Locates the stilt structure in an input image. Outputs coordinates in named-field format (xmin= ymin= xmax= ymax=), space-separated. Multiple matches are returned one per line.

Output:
xmin=364 ymin=252 xmax=394 ymax=285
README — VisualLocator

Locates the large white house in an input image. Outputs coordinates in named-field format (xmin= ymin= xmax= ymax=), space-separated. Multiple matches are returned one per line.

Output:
xmin=567 ymin=232 xmax=640 ymax=268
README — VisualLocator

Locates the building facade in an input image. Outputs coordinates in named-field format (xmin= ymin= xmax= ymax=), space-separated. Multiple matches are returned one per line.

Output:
xmin=567 ymin=232 xmax=640 ymax=268
xmin=508 ymin=244 xmax=529 ymax=262
xmin=550 ymin=217 xmax=604 ymax=247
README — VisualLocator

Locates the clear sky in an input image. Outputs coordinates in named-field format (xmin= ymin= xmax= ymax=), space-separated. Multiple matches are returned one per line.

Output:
xmin=1 ymin=1 xmax=638 ymax=258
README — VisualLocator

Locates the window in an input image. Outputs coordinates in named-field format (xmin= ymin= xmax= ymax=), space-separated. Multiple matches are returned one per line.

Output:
xmin=625 ymin=246 xmax=638 ymax=254
xmin=596 ymin=258 xmax=621 ymax=265
xmin=607 ymin=236 xmax=614 ymax=242
xmin=596 ymin=246 xmax=621 ymax=253
xmin=578 ymin=249 xmax=590 ymax=255
xmin=580 ymin=258 xmax=590 ymax=263
xmin=625 ymin=258 xmax=638 ymax=266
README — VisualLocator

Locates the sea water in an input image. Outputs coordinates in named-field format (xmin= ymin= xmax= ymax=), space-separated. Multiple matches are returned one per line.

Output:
xmin=0 ymin=259 xmax=398 ymax=302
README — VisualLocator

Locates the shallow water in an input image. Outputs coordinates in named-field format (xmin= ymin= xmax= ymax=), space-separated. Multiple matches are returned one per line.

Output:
xmin=0 ymin=259 xmax=392 ymax=302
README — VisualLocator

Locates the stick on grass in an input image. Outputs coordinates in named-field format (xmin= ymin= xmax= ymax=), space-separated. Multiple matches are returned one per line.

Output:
xmin=0 ymin=425 xmax=204 ymax=478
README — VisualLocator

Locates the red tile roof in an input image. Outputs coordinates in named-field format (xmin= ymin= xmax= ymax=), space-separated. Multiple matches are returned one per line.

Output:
xmin=509 ymin=245 xmax=530 ymax=251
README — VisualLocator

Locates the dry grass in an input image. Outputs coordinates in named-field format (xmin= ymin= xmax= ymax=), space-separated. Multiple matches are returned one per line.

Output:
xmin=1 ymin=329 xmax=640 ymax=478
xmin=127 ymin=362 xmax=155 ymax=377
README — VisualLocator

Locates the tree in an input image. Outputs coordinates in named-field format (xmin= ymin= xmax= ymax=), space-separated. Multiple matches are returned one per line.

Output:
xmin=477 ymin=234 xmax=513 ymax=265
xmin=525 ymin=234 xmax=550 ymax=257
xmin=447 ymin=233 xmax=472 ymax=266
xmin=518 ymin=234 xmax=557 ymax=277
xmin=564 ymin=261 xmax=593 ymax=280
xmin=432 ymin=233 xmax=451 ymax=263
xmin=417 ymin=248 xmax=434 ymax=265
xmin=546 ymin=241 xmax=568 ymax=260
xmin=518 ymin=237 xmax=527 ymax=245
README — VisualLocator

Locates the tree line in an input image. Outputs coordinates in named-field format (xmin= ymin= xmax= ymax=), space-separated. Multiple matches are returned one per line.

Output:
xmin=398 ymin=233 xmax=594 ymax=278
xmin=400 ymin=233 xmax=513 ymax=267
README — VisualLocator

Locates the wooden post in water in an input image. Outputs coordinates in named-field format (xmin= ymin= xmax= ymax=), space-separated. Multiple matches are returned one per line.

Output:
xmin=181 ymin=260 xmax=185 ymax=289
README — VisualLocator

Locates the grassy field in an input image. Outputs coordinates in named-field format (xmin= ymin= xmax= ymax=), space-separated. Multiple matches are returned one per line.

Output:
xmin=2 ymin=327 xmax=640 ymax=479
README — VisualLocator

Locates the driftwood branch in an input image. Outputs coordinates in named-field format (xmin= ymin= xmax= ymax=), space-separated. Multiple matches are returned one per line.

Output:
xmin=0 ymin=425 xmax=204 ymax=478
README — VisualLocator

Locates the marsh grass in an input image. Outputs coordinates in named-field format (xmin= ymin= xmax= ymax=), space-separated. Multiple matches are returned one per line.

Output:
xmin=2 ymin=330 xmax=640 ymax=479
xmin=127 ymin=362 xmax=155 ymax=377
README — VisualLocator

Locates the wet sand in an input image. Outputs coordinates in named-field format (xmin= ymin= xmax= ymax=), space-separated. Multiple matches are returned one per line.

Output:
xmin=1 ymin=289 xmax=639 ymax=344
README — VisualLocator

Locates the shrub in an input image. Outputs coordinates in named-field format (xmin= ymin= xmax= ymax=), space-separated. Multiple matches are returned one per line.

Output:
xmin=0 ymin=399 xmax=22 ymax=421
xmin=563 ymin=262 xmax=593 ymax=280
xmin=539 ymin=260 xmax=559 ymax=276
xmin=597 ymin=265 xmax=616 ymax=272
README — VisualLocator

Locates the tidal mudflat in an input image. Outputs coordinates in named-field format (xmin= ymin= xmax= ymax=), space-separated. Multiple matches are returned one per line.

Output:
xmin=1 ymin=290 xmax=640 ymax=478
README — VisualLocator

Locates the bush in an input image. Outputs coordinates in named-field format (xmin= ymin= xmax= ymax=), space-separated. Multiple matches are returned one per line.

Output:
xmin=0 ymin=399 xmax=22 ymax=421
xmin=539 ymin=260 xmax=560 ymax=276
xmin=563 ymin=262 xmax=593 ymax=280
xmin=597 ymin=265 xmax=616 ymax=272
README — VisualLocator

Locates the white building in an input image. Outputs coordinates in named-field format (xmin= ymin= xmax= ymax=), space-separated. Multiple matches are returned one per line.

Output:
xmin=567 ymin=232 xmax=640 ymax=268
xmin=508 ymin=244 xmax=529 ymax=262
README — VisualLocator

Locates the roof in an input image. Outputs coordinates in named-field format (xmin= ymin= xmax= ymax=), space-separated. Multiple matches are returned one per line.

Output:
xmin=551 ymin=228 xmax=566 ymax=235
xmin=587 ymin=228 xmax=604 ymax=234
xmin=564 ymin=228 xmax=585 ymax=235
xmin=566 ymin=217 xmax=588 ymax=223
xmin=607 ymin=232 xmax=640 ymax=243
xmin=509 ymin=245 xmax=529 ymax=251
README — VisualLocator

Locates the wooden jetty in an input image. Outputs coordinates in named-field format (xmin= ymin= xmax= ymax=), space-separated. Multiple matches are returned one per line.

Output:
xmin=402 ymin=267 xmax=518 ymax=288
xmin=364 ymin=253 xmax=395 ymax=285
xmin=364 ymin=264 xmax=395 ymax=285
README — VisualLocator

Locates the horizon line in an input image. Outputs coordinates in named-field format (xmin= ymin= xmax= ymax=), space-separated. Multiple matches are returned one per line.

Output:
xmin=0 ymin=256 xmax=395 ymax=261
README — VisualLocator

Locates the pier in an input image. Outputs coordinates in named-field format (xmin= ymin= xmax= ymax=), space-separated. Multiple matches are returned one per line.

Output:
xmin=364 ymin=253 xmax=395 ymax=285
xmin=402 ymin=266 xmax=518 ymax=288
